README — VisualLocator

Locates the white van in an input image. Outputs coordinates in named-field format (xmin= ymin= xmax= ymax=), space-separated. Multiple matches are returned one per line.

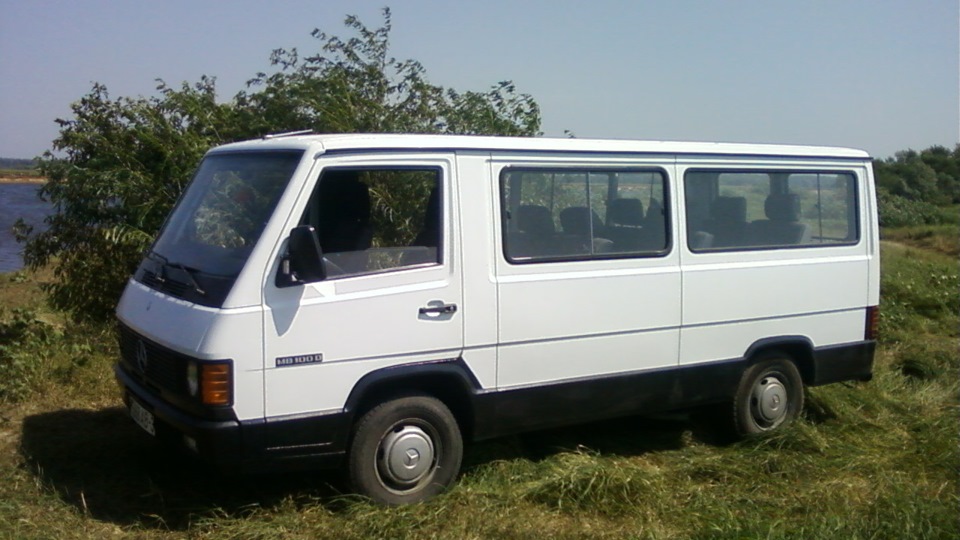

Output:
xmin=115 ymin=133 xmax=879 ymax=504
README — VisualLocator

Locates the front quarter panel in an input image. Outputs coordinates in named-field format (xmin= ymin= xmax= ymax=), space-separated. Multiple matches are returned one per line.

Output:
xmin=117 ymin=280 xmax=217 ymax=354
xmin=116 ymin=279 xmax=265 ymax=422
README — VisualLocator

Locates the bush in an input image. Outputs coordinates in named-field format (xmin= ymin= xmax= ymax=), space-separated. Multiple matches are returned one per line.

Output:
xmin=877 ymin=189 xmax=949 ymax=228
xmin=0 ymin=308 xmax=57 ymax=401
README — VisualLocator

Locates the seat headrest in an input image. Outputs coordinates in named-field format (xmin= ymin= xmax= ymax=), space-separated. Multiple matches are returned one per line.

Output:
xmin=764 ymin=193 xmax=802 ymax=222
xmin=607 ymin=198 xmax=644 ymax=226
xmin=711 ymin=196 xmax=747 ymax=223
xmin=559 ymin=206 xmax=603 ymax=235
xmin=517 ymin=205 xmax=555 ymax=235
xmin=317 ymin=171 xmax=372 ymax=252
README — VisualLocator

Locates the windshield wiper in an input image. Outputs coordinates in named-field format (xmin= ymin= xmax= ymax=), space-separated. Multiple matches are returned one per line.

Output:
xmin=144 ymin=251 xmax=206 ymax=296
xmin=167 ymin=262 xmax=207 ymax=296
xmin=144 ymin=250 xmax=169 ymax=283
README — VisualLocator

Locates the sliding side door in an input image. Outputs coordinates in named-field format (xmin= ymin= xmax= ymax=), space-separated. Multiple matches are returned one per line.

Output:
xmin=491 ymin=157 xmax=681 ymax=428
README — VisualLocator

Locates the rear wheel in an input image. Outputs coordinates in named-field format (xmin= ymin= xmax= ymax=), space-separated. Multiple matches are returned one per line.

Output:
xmin=348 ymin=395 xmax=462 ymax=505
xmin=731 ymin=355 xmax=804 ymax=436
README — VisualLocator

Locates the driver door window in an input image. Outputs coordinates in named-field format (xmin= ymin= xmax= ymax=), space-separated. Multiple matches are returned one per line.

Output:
xmin=300 ymin=168 xmax=442 ymax=278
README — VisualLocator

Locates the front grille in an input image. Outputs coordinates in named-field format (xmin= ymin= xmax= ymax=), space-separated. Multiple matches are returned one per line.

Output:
xmin=118 ymin=323 xmax=190 ymax=396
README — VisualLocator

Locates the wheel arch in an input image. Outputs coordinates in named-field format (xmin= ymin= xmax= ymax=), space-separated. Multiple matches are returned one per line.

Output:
xmin=743 ymin=336 xmax=815 ymax=385
xmin=343 ymin=359 xmax=481 ymax=441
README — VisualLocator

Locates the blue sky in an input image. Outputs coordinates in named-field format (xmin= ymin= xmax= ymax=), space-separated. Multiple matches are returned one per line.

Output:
xmin=1 ymin=0 xmax=956 ymax=159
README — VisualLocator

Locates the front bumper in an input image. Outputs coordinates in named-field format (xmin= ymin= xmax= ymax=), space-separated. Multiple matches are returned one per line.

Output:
xmin=115 ymin=363 xmax=349 ymax=473
xmin=116 ymin=364 xmax=248 ymax=470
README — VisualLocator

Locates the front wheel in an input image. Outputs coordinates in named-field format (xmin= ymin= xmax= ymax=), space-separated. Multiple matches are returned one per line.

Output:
xmin=731 ymin=356 xmax=805 ymax=436
xmin=348 ymin=395 xmax=463 ymax=505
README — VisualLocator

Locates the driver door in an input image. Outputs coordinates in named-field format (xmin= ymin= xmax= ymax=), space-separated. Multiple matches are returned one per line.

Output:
xmin=262 ymin=155 xmax=463 ymax=421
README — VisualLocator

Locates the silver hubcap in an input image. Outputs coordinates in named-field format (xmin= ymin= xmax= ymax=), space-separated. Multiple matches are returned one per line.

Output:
xmin=751 ymin=375 xmax=789 ymax=428
xmin=378 ymin=425 xmax=436 ymax=488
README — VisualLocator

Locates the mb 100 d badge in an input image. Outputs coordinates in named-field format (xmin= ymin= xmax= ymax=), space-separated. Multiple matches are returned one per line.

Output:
xmin=275 ymin=353 xmax=323 ymax=367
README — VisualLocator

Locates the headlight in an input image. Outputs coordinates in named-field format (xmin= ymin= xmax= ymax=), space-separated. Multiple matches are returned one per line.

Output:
xmin=187 ymin=361 xmax=199 ymax=396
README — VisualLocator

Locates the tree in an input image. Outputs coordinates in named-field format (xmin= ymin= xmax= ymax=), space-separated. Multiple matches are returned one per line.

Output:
xmin=19 ymin=8 xmax=540 ymax=321
xmin=874 ymin=145 xmax=960 ymax=203
xmin=872 ymin=144 xmax=960 ymax=227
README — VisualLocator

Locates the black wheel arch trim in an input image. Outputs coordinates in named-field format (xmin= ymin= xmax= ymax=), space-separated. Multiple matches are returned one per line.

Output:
xmin=742 ymin=336 xmax=875 ymax=386
xmin=342 ymin=357 xmax=484 ymax=437
xmin=742 ymin=335 xmax=816 ymax=384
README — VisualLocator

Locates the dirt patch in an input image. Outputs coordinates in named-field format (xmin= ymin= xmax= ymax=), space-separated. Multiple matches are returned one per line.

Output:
xmin=0 ymin=266 xmax=54 ymax=306
xmin=882 ymin=225 xmax=960 ymax=258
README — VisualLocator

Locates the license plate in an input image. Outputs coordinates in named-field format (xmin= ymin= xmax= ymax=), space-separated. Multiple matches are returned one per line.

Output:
xmin=130 ymin=399 xmax=156 ymax=436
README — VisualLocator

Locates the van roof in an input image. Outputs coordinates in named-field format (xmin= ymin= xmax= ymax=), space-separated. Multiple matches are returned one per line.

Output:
xmin=211 ymin=133 xmax=871 ymax=160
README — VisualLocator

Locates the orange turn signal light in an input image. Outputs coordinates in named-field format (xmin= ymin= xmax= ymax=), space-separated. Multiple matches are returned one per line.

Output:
xmin=201 ymin=362 xmax=232 ymax=406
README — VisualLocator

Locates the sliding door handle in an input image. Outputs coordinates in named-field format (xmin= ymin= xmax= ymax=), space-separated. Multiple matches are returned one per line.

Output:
xmin=419 ymin=303 xmax=458 ymax=315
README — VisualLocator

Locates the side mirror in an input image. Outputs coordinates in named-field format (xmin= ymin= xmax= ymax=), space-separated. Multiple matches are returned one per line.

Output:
xmin=277 ymin=225 xmax=326 ymax=287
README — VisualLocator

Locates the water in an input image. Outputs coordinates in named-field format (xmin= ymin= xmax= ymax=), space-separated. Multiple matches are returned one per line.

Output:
xmin=0 ymin=183 xmax=51 ymax=274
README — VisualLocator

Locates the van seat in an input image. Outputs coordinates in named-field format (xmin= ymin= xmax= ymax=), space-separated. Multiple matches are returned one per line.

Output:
xmin=748 ymin=193 xmax=810 ymax=246
xmin=704 ymin=196 xmax=747 ymax=248
xmin=640 ymin=198 xmax=667 ymax=251
xmin=517 ymin=204 xmax=555 ymax=235
xmin=308 ymin=171 xmax=374 ymax=273
xmin=608 ymin=198 xmax=645 ymax=226
xmin=559 ymin=206 xmax=604 ymax=236
xmin=605 ymin=198 xmax=644 ymax=251
xmin=317 ymin=172 xmax=373 ymax=254
xmin=559 ymin=206 xmax=608 ymax=255
xmin=509 ymin=204 xmax=559 ymax=258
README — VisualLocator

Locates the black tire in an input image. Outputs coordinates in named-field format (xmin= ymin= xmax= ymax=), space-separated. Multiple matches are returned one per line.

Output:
xmin=731 ymin=355 xmax=805 ymax=436
xmin=348 ymin=395 xmax=463 ymax=505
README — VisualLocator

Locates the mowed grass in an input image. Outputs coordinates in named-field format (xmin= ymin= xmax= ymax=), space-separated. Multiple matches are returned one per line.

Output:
xmin=0 ymin=229 xmax=957 ymax=539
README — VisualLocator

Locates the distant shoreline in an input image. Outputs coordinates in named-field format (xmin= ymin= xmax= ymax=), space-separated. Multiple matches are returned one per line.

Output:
xmin=0 ymin=176 xmax=45 ymax=184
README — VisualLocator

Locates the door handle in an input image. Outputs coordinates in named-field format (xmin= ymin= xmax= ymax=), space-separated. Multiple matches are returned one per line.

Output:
xmin=419 ymin=303 xmax=458 ymax=315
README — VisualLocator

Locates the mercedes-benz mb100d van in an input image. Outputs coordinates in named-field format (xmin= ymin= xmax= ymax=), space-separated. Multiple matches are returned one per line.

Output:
xmin=115 ymin=133 xmax=879 ymax=504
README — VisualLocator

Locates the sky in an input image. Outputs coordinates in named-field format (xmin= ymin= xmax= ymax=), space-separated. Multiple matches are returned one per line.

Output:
xmin=1 ymin=0 xmax=957 ymax=160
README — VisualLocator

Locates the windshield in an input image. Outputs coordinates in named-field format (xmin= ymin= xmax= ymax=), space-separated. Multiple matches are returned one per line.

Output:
xmin=139 ymin=150 xmax=303 ymax=306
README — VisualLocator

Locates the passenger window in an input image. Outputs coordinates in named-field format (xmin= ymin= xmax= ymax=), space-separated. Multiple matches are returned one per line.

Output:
xmin=684 ymin=170 xmax=858 ymax=251
xmin=300 ymin=168 xmax=441 ymax=277
xmin=501 ymin=168 xmax=668 ymax=262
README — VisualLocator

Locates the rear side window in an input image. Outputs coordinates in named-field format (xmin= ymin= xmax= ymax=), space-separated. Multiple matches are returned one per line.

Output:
xmin=684 ymin=170 xmax=858 ymax=252
xmin=501 ymin=168 xmax=669 ymax=262
xmin=299 ymin=167 xmax=441 ymax=278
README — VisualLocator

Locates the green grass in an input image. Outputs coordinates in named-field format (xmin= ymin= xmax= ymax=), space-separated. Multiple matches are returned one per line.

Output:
xmin=0 ymin=227 xmax=957 ymax=539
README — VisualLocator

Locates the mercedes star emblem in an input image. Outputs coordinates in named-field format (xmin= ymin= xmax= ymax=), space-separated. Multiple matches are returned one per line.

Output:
xmin=136 ymin=339 xmax=148 ymax=373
